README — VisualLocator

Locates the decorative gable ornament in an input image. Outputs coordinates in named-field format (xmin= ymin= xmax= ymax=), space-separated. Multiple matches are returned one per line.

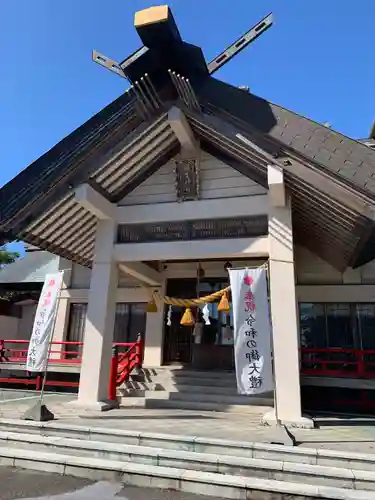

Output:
xmin=174 ymin=157 xmax=200 ymax=202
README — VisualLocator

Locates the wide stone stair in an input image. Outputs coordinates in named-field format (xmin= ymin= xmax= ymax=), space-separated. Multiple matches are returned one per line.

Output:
xmin=118 ymin=367 xmax=273 ymax=416
xmin=0 ymin=418 xmax=373 ymax=498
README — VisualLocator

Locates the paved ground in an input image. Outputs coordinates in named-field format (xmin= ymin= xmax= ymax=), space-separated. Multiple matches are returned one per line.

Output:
xmin=1 ymin=389 xmax=375 ymax=454
xmin=0 ymin=469 xmax=207 ymax=500
xmin=0 ymin=390 xmax=73 ymax=405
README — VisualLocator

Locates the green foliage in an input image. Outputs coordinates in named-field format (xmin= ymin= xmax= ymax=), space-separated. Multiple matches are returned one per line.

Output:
xmin=0 ymin=245 xmax=20 ymax=269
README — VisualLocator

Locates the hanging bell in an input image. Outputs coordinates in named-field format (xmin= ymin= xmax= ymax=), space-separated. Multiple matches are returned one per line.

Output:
xmin=147 ymin=297 xmax=158 ymax=313
xmin=180 ymin=307 xmax=195 ymax=326
xmin=197 ymin=263 xmax=205 ymax=279
xmin=218 ymin=291 xmax=230 ymax=312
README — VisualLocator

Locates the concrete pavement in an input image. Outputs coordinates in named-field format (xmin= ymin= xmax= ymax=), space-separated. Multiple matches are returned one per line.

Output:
xmin=0 ymin=469 xmax=208 ymax=500
xmin=1 ymin=389 xmax=375 ymax=454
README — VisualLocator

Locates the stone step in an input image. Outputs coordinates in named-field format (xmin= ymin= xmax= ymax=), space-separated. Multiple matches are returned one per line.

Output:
xmin=0 ymin=445 xmax=371 ymax=499
xmin=119 ymin=396 xmax=272 ymax=414
xmin=122 ymin=389 xmax=272 ymax=407
xmin=130 ymin=374 xmax=237 ymax=388
xmin=141 ymin=367 xmax=236 ymax=378
xmin=120 ymin=381 xmax=240 ymax=394
xmin=136 ymin=368 xmax=237 ymax=383
xmin=2 ymin=419 xmax=375 ymax=475
xmin=0 ymin=430 xmax=374 ymax=493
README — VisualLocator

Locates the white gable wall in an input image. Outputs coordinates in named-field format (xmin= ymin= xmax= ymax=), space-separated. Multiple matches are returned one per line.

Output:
xmin=295 ymin=246 xmax=343 ymax=284
xmin=295 ymin=246 xmax=375 ymax=285
xmin=119 ymin=151 xmax=266 ymax=206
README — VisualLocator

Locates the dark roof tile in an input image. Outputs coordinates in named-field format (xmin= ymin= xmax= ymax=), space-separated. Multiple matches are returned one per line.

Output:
xmin=200 ymin=77 xmax=375 ymax=200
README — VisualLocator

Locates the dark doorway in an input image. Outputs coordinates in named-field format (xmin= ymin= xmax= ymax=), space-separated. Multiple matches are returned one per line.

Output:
xmin=163 ymin=279 xmax=196 ymax=365
xmin=162 ymin=278 xmax=234 ymax=370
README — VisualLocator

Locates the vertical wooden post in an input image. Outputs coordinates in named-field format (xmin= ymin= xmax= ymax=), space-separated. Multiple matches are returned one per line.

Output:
xmin=135 ymin=333 xmax=143 ymax=367
xmin=36 ymin=374 xmax=42 ymax=391
xmin=108 ymin=345 xmax=118 ymax=402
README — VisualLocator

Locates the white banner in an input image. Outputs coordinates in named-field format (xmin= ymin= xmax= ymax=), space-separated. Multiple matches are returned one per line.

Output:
xmin=26 ymin=272 xmax=64 ymax=372
xmin=229 ymin=267 xmax=274 ymax=395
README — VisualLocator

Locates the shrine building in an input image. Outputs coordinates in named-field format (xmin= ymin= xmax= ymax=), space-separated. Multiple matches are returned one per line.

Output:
xmin=2 ymin=6 xmax=375 ymax=424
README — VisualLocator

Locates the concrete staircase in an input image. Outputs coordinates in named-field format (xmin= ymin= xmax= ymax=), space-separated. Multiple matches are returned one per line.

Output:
xmin=118 ymin=367 xmax=273 ymax=415
xmin=0 ymin=419 xmax=374 ymax=498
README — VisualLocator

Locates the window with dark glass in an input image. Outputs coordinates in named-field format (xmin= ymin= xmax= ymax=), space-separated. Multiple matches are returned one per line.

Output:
xmin=356 ymin=304 xmax=375 ymax=350
xmin=326 ymin=303 xmax=353 ymax=348
xmin=114 ymin=302 xmax=147 ymax=344
xmin=299 ymin=303 xmax=326 ymax=348
xmin=299 ymin=303 xmax=356 ymax=349
xmin=65 ymin=303 xmax=87 ymax=358
xmin=299 ymin=302 xmax=375 ymax=377
xmin=66 ymin=302 xmax=146 ymax=357
xmin=299 ymin=303 xmax=357 ymax=376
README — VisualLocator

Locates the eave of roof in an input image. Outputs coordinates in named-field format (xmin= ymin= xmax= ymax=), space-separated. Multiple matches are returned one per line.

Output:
xmin=196 ymin=78 xmax=375 ymax=268
xmin=2 ymin=76 xmax=375 ymax=270
xmin=183 ymin=108 xmax=371 ymax=270
xmin=13 ymin=113 xmax=179 ymax=266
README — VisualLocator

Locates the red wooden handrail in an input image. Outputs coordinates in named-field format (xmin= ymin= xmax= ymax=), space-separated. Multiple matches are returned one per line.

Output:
xmin=116 ymin=334 xmax=144 ymax=386
xmin=0 ymin=336 xmax=144 ymax=372
xmin=300 ymin=347 xmax=375 ymax=378
xmin=0 ymin=339 xmax=137 ymax=365
xmin=0 ymin=337 xmax=144 ymax=395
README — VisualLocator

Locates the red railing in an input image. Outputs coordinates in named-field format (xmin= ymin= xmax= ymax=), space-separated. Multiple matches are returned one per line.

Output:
xmin=108 ymin=334 xmax=144 ymax=400
xmin=0 ymin=337 xmax=144 ymax=394
xmin=300 ymin=348 xmax=375 ymax=378
xmin=0 ymin=339 xmax=83 ymax=364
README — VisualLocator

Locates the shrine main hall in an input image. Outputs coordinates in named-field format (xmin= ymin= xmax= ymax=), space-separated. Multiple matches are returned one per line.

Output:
xmin=2 ymin=5 xmax=375 ymax=425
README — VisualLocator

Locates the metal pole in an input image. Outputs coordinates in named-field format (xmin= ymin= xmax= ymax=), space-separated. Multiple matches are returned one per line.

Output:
xmin=38 ymin=287 xmax=63 ymax=406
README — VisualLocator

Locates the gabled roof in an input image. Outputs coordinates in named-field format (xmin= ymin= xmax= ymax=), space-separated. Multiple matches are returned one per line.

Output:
xmin=0 ymin=249 xmax=59 ymax=284
xmin=1 ymin=7 xmax=375 ymax=271
xmin=1 ymin=93 xmax=375 ymax=271
xmin=200 ymin=78 xmax=375 ymax=199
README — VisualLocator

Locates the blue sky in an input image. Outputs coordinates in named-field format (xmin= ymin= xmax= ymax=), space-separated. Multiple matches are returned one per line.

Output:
xmin=2 ymin=0 xmax=375 ymax=253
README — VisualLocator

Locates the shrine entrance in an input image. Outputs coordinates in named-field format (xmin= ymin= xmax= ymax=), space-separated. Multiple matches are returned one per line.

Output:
xmin=162 ymin=278 xmax=235 ymax=370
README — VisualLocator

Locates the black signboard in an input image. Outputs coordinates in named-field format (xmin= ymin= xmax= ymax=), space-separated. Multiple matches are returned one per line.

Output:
xmin=117 ymin=216 xmax=268 ymax=244
xmin=175 ymin=159 xmax=199 ymax=201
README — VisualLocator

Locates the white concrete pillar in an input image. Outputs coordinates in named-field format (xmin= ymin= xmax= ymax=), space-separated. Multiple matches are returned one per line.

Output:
xmin=264 ymin=165 xmax=313 ymax=428
xmin=76 ymin=219 xmax=118 ymax=409
xmin=50 ymin=297 xmax=70 ymax=360
xmin=50 ymin=258 xmax=72 ymax=359
xmin=143 ymin=281 xmax=166 ymax=367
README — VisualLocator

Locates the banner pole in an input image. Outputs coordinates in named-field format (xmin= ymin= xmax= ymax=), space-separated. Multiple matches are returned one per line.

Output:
xmin=23 ymin=271 xmax=65 ymax=422
xmin=38 ymin=285 xmax=63 ymax=408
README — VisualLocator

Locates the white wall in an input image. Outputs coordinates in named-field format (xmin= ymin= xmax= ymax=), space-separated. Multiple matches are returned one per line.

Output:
xmin=360 ymin=260 xmax=375 ymax=284
xmin=70 ymin=263 xmax=91 ymax=289
xmin=0 ymin=315 xmax=19 ymax=340
xmin=118 ymin=151 xmax=266 ymax=206
xmin=164 ymin=259 xmax=266 ymax=279
xmin=17 ymin=304 xmax=37 ymax=340
xmin=295 ymin=246 xmax=343 ymax=284
xmin=71 ymin=263 xmax=140 ymax=289
xmin=295 ymin=246 xmax=375 ymax=285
